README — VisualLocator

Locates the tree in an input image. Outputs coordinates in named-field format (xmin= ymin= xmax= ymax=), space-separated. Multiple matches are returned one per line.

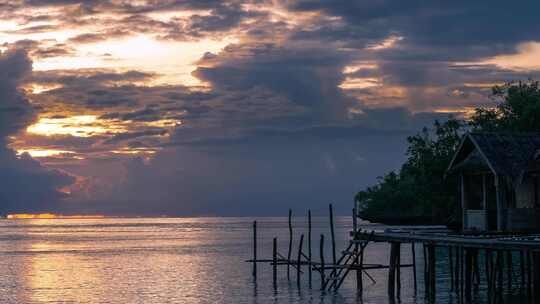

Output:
xmin=355 ymin=118 xmax=463 ymax=224
xmin=355 ymin=80 xmax=540 ymax=225
xmin=470 ymin=80 xmax=540 ymax=132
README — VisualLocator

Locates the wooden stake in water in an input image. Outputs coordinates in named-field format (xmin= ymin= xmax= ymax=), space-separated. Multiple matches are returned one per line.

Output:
xmin=287 ymin=209 xmax=293 ymax=280
xmin=297 ymin=234 xmax=304 ymax=288
xmin=329 ymin=204 xmax=336 ymax=267
xmin=252 ymin=221 xmax=257 ymax=279
xmin=273 ymin=237 xmax=277 ymax=289
xmin=353 ymin=207 xmax=361 ymax=291
xmin=412 ymin=242 xmax=417 ymax=292
xmin=308 ymin=210 xmax=312 ymax=288
xmin=320 ymin=234 xmax=325 ymax=290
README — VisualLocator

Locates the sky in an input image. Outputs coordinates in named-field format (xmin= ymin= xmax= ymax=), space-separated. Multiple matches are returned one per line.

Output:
xmin=1 ymin=0 xmax=540 ymax=216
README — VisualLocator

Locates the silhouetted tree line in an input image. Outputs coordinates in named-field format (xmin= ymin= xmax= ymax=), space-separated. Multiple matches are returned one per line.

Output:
xmin=355 ymin=80 xmax=540 ymax=225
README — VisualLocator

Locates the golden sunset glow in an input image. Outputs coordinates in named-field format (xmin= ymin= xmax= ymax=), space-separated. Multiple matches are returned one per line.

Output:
xmin=26 ymin=115 xmax=127 ymax=137
xmin=17 ymin=148 xmax=76 ymax=158
xmin=481 ymin=42 xmax=540 ymax=71
xmin=7 ymin=214 xmax=105 ymax=219
xmin=366 ymin=35 xmax=404 ymax=51
xmin=339 ymin=77 xmax=381 ymax=89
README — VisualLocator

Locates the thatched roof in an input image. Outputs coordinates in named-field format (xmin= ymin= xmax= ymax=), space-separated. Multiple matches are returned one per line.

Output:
xmin=447 ymin=132 xmax=540 ymax=182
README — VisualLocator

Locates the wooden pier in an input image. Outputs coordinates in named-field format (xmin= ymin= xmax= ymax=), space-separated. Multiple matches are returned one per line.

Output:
xmin=246 ymin=205 xmax=540 ymax=303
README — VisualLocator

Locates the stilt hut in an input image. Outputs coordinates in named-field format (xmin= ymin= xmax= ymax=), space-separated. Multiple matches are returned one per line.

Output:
xmin=447 ymin=132 xmax=540 ymax=232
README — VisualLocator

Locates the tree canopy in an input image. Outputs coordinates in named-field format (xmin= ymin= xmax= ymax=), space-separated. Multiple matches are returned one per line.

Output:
xmin=355 ymin=80 xmax=540 ymax=225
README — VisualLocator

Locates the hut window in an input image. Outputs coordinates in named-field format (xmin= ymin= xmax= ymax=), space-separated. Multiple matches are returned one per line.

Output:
xmin=464 ymin=174 xmax=483 ymax=210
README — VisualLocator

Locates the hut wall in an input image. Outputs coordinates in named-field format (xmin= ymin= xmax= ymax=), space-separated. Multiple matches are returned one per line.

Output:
xmin=506 ymin=208 xmax=540 ymax=231
xmin=516 ymin=177 xmax=535 ymax=208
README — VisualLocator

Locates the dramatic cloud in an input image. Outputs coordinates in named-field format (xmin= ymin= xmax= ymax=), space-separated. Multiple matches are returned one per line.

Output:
xmin=0 ymin=49 xmax=74 ymax=215
xmin=1 ymin=0 xmax=540 ymax=215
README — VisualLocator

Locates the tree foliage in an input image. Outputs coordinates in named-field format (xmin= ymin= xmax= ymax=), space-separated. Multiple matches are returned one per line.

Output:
xmin=355 ymin=80 xmax=540 ymax=224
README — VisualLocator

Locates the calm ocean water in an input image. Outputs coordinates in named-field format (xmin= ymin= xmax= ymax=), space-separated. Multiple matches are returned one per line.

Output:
xmin=0 ymin=217 xmax=527 ymax=303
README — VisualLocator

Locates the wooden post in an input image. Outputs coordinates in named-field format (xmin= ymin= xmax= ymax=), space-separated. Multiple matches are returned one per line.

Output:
xmin=527 ymin=251 xmax=532 ymax=297
xmin=449 ymin=246 xmax=454 ymax=291
xmin=520 ymin=250 xmax=525 ymax=288
xmin=273 ymin=237 xmax=277 ymax=289
xmin=352 ymin=207 xmax=358 ymax=234
xmin=396 ymin=242 xmax=401 ymax=298
xmin=497 ymin=251 xmax=503 ymax=293
xmin=507 ymin=250 xmax=513 ymax=291
xmin=429 ymin=244 xmax=436 ymax=301
xmin=533 ymin=252 xmax=540 ymax=300
xmin=423 ymin=243 xmax=429 ymax=295
xmin=388 ymin=242 xmax=397 ymax=298
xmin=252 ymin=221 xmax=257 ymax=279
xmin=486 ymin=249 xmax=492 ymax=302
xmin=460 ymin=246 xmax=464 ymax=303
xmin=358 ymin=246 xmax=364 ymax=294
xmin=329 ymin=204 xmax=337 ymax=268
xmin=353 ymin=207 xmax=362 ymax=291
xmin=308 ymin=210 xmax=312 ymax=288
xmin=465 ymin=248 xmax=472 ymax=301
xmin=460 ymin=173 xmax=467 ymax=230
xmin=455 ymin=245 xmax=460 ymax=296
xmin=473 ymin=249 xmax=480 ymax=288
xmin=320 ymin=234 xmax=325 ymax=291
xmin=297 ymin=234 xmax=304 ymax=288
xmin=412 ymin=242 xmax=417 ymax=292
xmin=287 ymin=209 xmax=293 ymax=280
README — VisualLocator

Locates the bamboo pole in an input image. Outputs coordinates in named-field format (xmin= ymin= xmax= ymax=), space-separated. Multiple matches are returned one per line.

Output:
xmin=320 ymin=234 xmax=325 ymax=291
xmin=287 ymin=209 xmax=293 ymax=280
xmin=329 ymin=204 xmax=336 ymax=268
xmin=308 ymin=210 xmax=312 ymax=288
xmin=252 ymin=221 xmax=257 ymax=279
xmin=297 ymin=234 xmax=304 ymax=288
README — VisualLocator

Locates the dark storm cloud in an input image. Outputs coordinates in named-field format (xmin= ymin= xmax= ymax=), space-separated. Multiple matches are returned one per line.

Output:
xmin=4 ymin=0 xmax=540 ymax=215
xmin=288 ymin=1 xmax=540 ymax=51
xmin=0 ymin=49 xmax=74 ymax=215
xmin=193 ymin=42 xmax=356 ymax=122
xmin=75 ymin=109 xmax=452 ymax=216
xmin=104 ymin=129 xmax=168 ymax=144
xmin=0 ymin=48 xmax=33 ymax=137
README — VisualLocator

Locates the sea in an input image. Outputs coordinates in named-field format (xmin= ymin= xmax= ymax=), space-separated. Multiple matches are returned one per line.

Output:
xmin=0 ymin=217 xmax=528 ymax=303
